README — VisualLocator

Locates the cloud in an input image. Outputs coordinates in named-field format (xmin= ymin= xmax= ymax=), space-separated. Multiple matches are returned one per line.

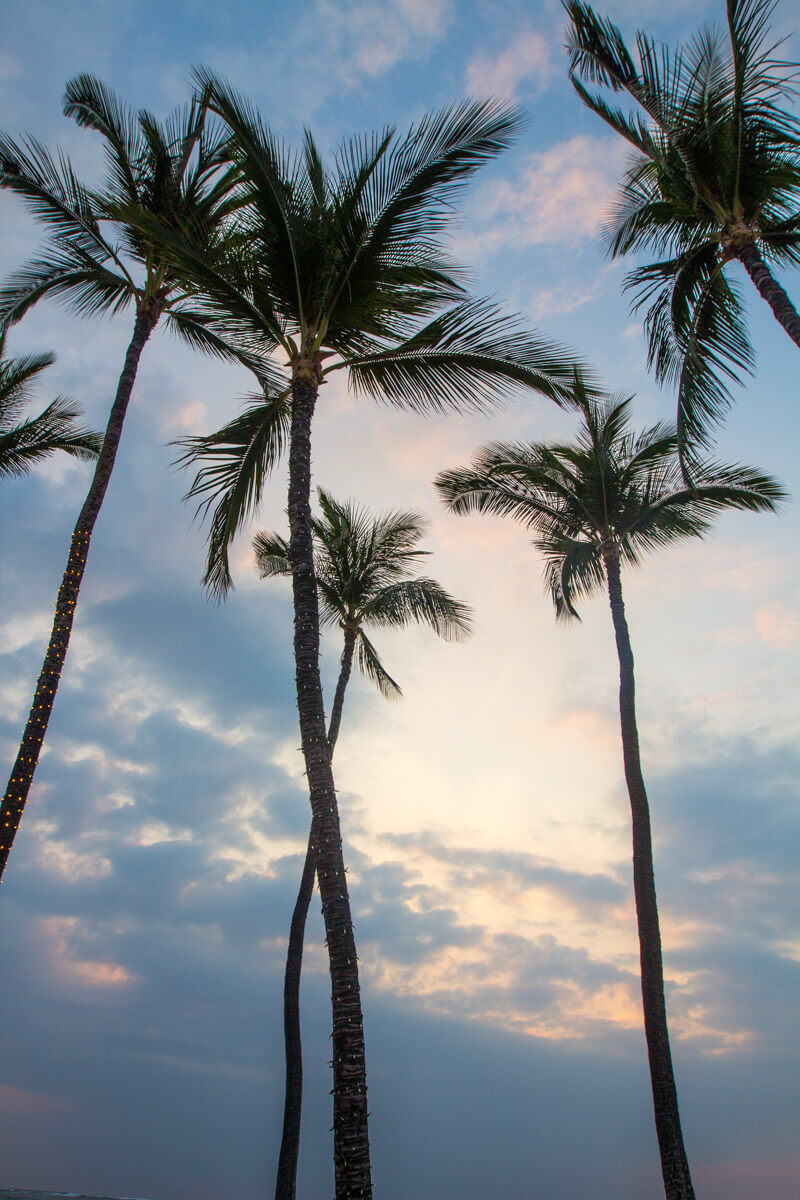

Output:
xmin=755 ymin=598 xmax=800 ymax=648
xmin=465 ymin=30 xmax=552 ymax=99
xmin=197 ymin=0 xmax=455 ymax=122
xmin=528 ymin=264 xmax=621 ymax=320
xmin=345 ymin=0 xmax=454 ymax=78
xmin=454 ymin=134 xmax=628 ymax=262
xmin=490 ymin=135 xmax=626 ymax=245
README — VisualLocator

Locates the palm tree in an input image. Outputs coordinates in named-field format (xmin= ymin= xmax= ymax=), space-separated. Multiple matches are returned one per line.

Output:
xmin=0 ymin=76 xmax=267 ymax=880
xmin=166 ymin=70 xmax=587 ymax=1198
xmin=565 ymin=0 xmax=800 ymax=462
xmin=0 ymin=331 xmax=101 ymax=479
xmin=435 ymin=377 xmax=784 ymax=1200
xmin=254 ymin=488 xmax=471 ymax=1200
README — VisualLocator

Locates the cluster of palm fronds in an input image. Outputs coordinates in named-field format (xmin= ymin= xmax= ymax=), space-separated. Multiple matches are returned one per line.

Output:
xmin=0 ymin=3 xmax=796 ymax=1199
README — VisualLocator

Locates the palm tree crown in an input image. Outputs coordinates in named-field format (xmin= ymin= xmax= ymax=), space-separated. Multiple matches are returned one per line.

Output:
xmin=565 ymin=0 xmax=800 ymax=461
xmin=254 ymin=488 xmax=471 ymax=701
xmin=0 ymin=75 xmax=266 ymax=372
xmin=0 ymin=332 xmax=100 ymax=479
xmin=436 ymin=377 xmax=786 ymax=616
xmin=167 ymin=70 xmax=591 ymax=597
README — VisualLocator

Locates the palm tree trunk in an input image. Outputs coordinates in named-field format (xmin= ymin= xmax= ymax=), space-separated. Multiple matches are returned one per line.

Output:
xmin=286 ymin=367 xmax=371 ymax=1200
xmin=275 ymin=624 xmax=358 ymax=1200
xmin=737 ymin=241 xmax=800 ymax=350
xmin=0 ymin=300 xmax=161 ymax=883
xmin=602 ymin=546 xmax=696 ymax=1200
xmin=327 ymin=627 xmax=357 ymax=755
xmin=275 ymin=829 xmax=316 ymax=1200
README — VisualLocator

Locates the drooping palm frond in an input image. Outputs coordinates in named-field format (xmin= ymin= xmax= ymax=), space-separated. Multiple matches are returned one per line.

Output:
xmin=626 ymin=248 xmax=754 ymax=461
xmin=540 ymin=532 xmax=606 ymax=620
xmin=63 ymin=74 xmax=146 ymax=206
xmin=356 ymin=630 xmax=402 ymax=699
xmin=175 ymin=388 xmax=290 ymax=599
xmin=253 ymin=530 xmax=291 ymax=578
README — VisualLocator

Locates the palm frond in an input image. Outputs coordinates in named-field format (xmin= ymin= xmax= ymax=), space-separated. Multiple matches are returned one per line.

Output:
xmin=360 ymin=578 xmax=472 ymax=640
xmin=252 ymin=530 xmax=292 ymax=577
xmin=539 ymin=533 xmax=605 ymax=620
xmin=0 ymin=348 xmax=56 ymax=422
xmin=175 ymin=389 xmax=290 ymax=599
xmin=63 ymin=74 xmax=145 ymax=205
xmin=345 ymin=298 xmax=585 ymax=413
xmin=163 ymin=305 xmax=283 ymax=387
xmin=356 ymin=631 xmax=402 ymax=699
xmin=0 ymin=245 xmax=133 ymax=326
xmin=354 ymin=99 xmax=525 ymax=254
xmin=0 ymin=396 xmax=101 ymax=478
xmin=0 ymin=133 xmax=111 ymax=259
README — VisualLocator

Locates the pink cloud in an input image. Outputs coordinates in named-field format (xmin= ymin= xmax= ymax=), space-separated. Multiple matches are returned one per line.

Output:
xmin=0 ymin=1082 xmax=69 ymax=1115
xmin=755 ymin=599 xmax=800 ymax=649
xmin=487 ymin=135 xmax=626 ymax=245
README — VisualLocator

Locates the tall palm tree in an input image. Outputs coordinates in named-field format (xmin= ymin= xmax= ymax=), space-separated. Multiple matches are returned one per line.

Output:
xmin=0 ymin=331 xmax=101 ymax=479
xmin=166 ymin=70 xmax=587 ymax=1198
xmin=435 ymin=377 xmax=784 ymax=1200
xmin=254 ymin=488 xmax=471 ymax=1200
xmin=565 ymin=0 xmax=800 ymax=462
xmin=0 ymin=76 xmax=268 ymax=880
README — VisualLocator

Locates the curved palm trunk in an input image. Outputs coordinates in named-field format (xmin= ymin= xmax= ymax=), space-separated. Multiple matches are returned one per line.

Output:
xmin=327 ymin=627 xmax=358 ymax=755
xmin=275 ymin=624 xmax=358 ymax=1200
xmin=602 ymin=547 xmax=696 ymax=1200
xmin=286 ymin=368 xmax=371 ymax=1200
xmin=737 ymin=241 xmax=800 ymax=350
xmin=0 ymin=301 xmax=161 ymax=882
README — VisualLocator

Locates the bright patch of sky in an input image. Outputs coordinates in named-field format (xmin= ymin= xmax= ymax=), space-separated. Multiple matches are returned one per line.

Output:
xmin=0 ymin=2 xmax=798 ymax=1199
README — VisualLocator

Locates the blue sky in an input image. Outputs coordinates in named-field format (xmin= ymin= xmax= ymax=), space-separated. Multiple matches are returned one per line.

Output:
xmin=0 ymin=2 xmax=798 ymax=1198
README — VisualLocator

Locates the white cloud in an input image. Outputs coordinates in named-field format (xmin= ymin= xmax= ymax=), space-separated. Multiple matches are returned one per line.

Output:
xmin=349 ymin=0 xmax=453 ymax=77
xmin=209 ymin=0 xmax=454 ymax=112
xmin=485 ymin=134 xmax=626 ymax=246
xmin=465 ymin=29 xmax=552 ymax=99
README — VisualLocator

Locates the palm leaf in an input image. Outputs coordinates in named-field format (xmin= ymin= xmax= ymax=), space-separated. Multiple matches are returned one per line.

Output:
xmin=175 ymin=389 xmax=290 ymax=599
xmin=0 ymin=396 xmax=101 ymax=478
xmin=253 ymin=530 xmax=292 ymax=577
xmin=360 ymin=578 xmax=471 ymax=640
xmin=356 ymin=630 xmax=402 ymax=699
xmin=344 ymin=299 xmax=585 ymax=413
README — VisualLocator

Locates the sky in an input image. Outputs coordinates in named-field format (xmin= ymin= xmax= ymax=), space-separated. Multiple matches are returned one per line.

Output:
xmin=0 ymin=1 xmax=798 ymax=1198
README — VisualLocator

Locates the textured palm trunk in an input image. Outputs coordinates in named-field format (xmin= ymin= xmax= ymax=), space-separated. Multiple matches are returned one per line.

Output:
xmin=0 ymin=301 xmax=161 ymax=882
xmin=275 ymin=624 xmax=358 ymax=1200
xmin=602 ymin=546 xmax=696 ymax=1200
xmin=737 ymin=241 xmax=800 ymax=350
xmin=286 ymin=366 xmax=371 ymax=1200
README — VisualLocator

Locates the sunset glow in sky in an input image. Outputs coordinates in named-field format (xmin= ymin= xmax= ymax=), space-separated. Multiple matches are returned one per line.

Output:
xmin=1 ymin=2 xmax=798 ymax=1198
